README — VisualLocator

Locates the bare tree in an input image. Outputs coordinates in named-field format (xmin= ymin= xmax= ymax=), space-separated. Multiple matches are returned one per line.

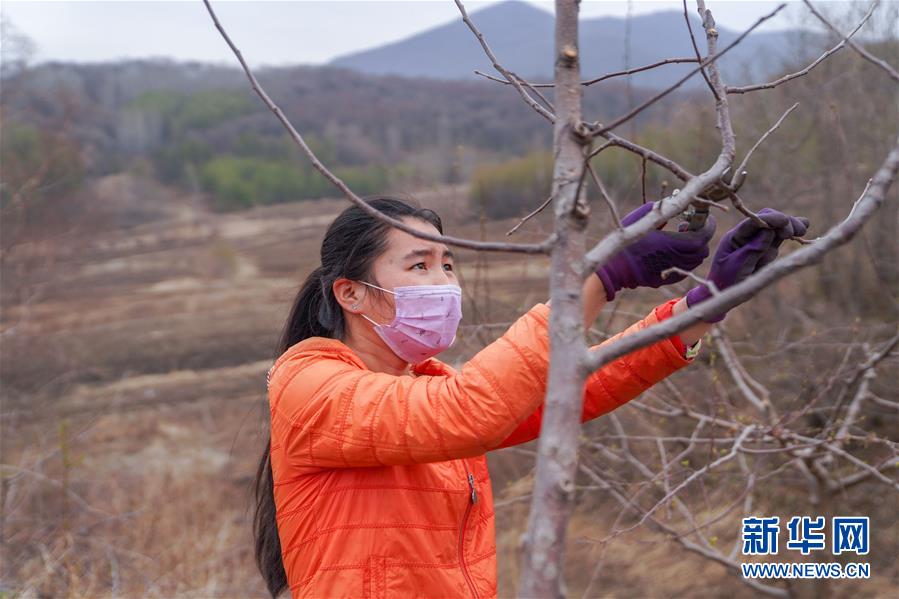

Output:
xmin=203 ymin=0 xmax=898 ymax=596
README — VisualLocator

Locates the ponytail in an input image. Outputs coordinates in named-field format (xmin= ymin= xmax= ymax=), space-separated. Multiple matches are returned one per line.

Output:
xmin=280 ymin=266 xmax=332 ymax=346
xmin=253 ymin=264 xmax=340 ymax=598
xmin=252 ymin=439 xmax=286 ymax=597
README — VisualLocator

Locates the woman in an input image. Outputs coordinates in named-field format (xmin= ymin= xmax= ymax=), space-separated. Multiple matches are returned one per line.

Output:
xmin=254 ymin=196 xmax=808 ymax=598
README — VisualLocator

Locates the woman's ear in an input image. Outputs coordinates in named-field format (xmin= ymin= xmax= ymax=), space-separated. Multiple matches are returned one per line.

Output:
xmin=332 ymin=278 xmax=362 ymax=313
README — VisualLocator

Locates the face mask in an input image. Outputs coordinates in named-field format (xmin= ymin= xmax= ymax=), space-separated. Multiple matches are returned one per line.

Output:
xmin=357 ymin=281 xmax=463 ymax=363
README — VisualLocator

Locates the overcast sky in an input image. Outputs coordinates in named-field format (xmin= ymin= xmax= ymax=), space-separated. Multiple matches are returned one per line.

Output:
xmin=2 ymin=0 xmax=816 ymax=68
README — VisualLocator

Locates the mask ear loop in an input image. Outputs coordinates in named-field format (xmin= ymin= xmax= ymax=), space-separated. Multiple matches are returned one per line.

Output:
xmin=360 ymin=280 xmax=395 ymax=295
xmin=359 ymin=313 xmax=380 ymax=326
xmin=357 ymin=280 xmax=395 ymax=326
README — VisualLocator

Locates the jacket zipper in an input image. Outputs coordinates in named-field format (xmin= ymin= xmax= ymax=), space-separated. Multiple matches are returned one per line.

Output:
xmin=458 ymin=468 xmax=480 ymax=598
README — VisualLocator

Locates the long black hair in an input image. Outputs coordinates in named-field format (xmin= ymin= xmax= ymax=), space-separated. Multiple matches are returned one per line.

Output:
xmin=253 ymin=196 xmax=444 ymax=597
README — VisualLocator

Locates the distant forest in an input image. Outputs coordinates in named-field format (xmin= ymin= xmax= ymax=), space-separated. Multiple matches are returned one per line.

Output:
xmin=1 ymin=58 xmax=687 ymax=211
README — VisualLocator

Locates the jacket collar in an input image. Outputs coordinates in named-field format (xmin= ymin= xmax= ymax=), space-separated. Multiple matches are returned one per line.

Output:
xmin=271 ymin=336 xmax=454 ymax=379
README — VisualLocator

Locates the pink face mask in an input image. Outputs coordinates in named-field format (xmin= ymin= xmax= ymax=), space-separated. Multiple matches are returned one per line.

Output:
xmin=358 ymin=281 xmax=463 ymax=364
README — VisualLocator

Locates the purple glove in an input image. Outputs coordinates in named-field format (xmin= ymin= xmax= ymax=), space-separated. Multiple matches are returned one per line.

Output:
xmin=685 ymin=208 xmax=810 ymax=322
xmin=595 ymin=201 xmax=716 ymax=301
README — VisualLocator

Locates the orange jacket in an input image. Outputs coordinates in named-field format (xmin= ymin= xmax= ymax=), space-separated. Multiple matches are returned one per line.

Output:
xmin=267 ymin=298 xmax=694 ymax=598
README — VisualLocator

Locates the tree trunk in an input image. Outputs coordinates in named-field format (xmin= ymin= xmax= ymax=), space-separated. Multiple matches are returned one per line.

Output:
xmin=517 ymin=1 xmax=590 ymax=597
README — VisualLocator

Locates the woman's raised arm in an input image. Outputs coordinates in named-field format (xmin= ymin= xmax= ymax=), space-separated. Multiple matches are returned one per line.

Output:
xmin=268 ymin=303 xmax=553 ymax=469
xmin=497 ymin=297 xmax=695 ymax=448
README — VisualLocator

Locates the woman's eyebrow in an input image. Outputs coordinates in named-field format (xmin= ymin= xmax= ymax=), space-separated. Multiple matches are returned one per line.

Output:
xmin=402 ymin=248 xmax=455 ymax=260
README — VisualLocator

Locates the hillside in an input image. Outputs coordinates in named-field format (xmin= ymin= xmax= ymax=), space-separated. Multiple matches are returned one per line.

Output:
xmin=330 ymin=0 xmax=823 ymax=87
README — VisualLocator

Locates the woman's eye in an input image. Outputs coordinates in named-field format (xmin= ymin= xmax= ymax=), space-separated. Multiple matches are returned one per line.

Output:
xmin=411 ymin=262 xmax=453 ymax=271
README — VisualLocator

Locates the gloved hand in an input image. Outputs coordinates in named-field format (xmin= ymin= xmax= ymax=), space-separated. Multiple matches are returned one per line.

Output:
xmin=595 ymin=201 xmax=716 ymax=301
xmin=685 ymin=207 xmax=809 ymax=322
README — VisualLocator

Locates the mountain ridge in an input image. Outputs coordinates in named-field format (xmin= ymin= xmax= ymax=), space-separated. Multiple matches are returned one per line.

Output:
xmin=329 ymin=0 xmax=822 ymax=88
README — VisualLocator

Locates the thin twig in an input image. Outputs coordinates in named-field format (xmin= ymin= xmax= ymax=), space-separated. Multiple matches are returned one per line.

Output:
xmin=731 ymin=103 xmax=800 ymax=190
xmin=506 ymin=194 xmax=554 ymax=236
xmin=475 ymin=58 xmax=700 ymax=88
xmin=727 ymin=3 xmax=877 ymax=94
xmin=802 ymin=0 xmax=899 ymax=84
xmin=454 ymin=0 xmax=556 ymax=122
xmin=660 ymin=266 xmax=722 ymax=293
xmin=583 ymin=57 xmax=700 ymax=86
xmin=585 ymin=3 xmax=787 ymax=137
xmin=586 ymin=163 xmax=623 ymax=230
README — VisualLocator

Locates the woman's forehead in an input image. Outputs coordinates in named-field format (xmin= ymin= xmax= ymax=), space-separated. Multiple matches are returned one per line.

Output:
xmin=386 ymin=225 xmax=451 ymax=259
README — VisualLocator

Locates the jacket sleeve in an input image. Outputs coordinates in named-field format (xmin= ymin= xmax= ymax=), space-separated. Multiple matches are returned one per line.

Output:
xmin=496 ymin=297 xmax=694 ymax=448
xmin=269 ymin=303 xmax=552 ymax=468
